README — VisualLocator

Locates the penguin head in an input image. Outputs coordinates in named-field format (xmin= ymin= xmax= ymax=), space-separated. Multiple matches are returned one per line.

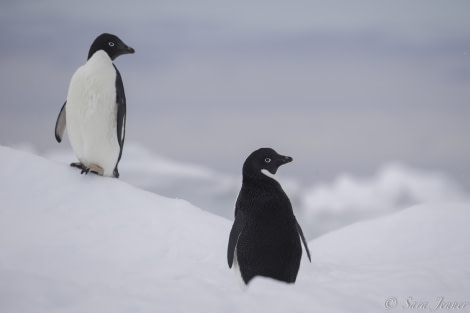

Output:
xmin=243 ymin=148 xmax=293 ymax=179
xmin=88 ymin=33 xmax=135 ymax=61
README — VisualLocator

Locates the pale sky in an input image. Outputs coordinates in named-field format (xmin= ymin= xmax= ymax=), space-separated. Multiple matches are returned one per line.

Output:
xmin=1 ymin=0 xmax=470 ymax=188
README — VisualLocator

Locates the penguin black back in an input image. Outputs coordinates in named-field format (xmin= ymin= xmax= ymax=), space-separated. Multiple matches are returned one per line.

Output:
xmin=227 ymin=148 xmax=311 ymax=285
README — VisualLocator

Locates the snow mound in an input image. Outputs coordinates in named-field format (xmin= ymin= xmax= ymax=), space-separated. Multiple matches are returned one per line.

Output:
xmin=44 ymin=143 xmax=240 ymax=220
xmin=301 ymin=163 xmax=469 ymax=237
xmin=1 ymin=145 xmax=469 ymax=313
xmin=43 ymin=144 xmax=469 ymax=241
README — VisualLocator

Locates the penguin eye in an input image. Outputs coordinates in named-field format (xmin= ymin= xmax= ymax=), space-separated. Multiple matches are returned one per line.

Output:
xmin=264 ymin=157 xmax=271 ymax=163
xmin=108 ymin=42 xmax=115 ymax=47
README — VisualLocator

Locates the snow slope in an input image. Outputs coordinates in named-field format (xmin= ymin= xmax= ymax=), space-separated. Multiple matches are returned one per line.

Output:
xmin=1 ymin=145 xmax=469 ymax=313
xmin=43 ymin=144 xmax=469 ymax=240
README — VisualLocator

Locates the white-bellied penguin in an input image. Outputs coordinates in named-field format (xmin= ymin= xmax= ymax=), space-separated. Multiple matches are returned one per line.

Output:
xmin=227 ymin=148 xmax=311 ymax=285
xmin=54 ymin=33 xmax=134 ymax=178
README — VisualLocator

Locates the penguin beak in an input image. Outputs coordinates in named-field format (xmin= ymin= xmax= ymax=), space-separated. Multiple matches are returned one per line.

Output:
xmin=281 ymin=155 xmax=293 ymax=165
xmin=117 ymin=40 xmax=135 ymax=55
xmin=123 ymin=45 xmax=135 ymax=54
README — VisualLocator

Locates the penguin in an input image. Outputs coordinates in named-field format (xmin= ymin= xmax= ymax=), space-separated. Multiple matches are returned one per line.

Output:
xmin=227 ymin=148 xmax=311 ymax=285
xmin=54 ymin=33 xmax=135 ymax=178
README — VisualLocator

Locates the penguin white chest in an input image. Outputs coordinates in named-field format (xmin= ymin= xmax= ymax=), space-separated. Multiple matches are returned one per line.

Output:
xmin=65 ymin=50 xmax=120 ymax=176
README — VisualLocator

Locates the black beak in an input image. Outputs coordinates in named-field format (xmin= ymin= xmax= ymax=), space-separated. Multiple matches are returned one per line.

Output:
xmin=112 ymin=44 xmax=134 ymax=60
xmin=281 ymin=155 xmax=293 ymax=164
xmin=123 ymin=45 xmax=135 ymax=54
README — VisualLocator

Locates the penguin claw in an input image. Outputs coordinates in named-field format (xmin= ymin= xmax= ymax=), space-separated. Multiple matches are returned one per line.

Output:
xmin=70 ymin=162 xmax=104 ymax=176
xmin=70 ymin=162 xmax=85 ymax=170
xmin=87 ymin=164 xmax=104 ymax=176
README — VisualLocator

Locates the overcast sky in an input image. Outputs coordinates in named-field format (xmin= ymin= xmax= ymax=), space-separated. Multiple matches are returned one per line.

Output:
xmin=1 ymin=0 xmax=470 ymax=188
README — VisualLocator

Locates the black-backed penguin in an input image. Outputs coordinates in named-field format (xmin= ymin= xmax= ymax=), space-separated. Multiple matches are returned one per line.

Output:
xmin=54 ymin=33 xmax=134 ymax=178
xmin=227 ymin=148 xmax=311 ymax=285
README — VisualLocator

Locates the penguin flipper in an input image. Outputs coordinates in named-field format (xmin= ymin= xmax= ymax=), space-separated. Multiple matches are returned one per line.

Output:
xmin=296 ymin=220 xmax=311 ymax=262
xmin=55 ymin=101 xmax=67 ymax=143
xmin=114 ymin=65 xmax=126 ymax=178
xmin=227 ymin=212 xmax=245 ymax=268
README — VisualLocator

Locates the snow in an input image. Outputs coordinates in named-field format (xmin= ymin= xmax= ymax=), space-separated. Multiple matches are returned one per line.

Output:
xmin=45 ymin=144 xmax=469 ymax=239
xmin=1 ymin=145 xmax=470 ymax=313
xmin=301 ymin=163 xmax=469 ymax=237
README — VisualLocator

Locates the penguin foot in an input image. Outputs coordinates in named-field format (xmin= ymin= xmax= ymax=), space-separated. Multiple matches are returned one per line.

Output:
xmin=71 ymin=162 xmax=104 ymax=176
xmin=70 ymin=162 xmax=85 ymax=170
xmin=87 ymin=164 xmax=104 ymax=176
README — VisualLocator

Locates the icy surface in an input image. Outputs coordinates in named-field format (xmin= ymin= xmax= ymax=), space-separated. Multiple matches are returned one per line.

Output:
xmin=1 ymin=145 xmax=469 ymax=313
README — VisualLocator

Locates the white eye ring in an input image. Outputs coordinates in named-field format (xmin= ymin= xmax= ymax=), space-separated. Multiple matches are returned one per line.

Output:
xmin=108 ymin=42 xmax=115 ymax=47
xmin=264 ymin=157 xmax=271 ymax=163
